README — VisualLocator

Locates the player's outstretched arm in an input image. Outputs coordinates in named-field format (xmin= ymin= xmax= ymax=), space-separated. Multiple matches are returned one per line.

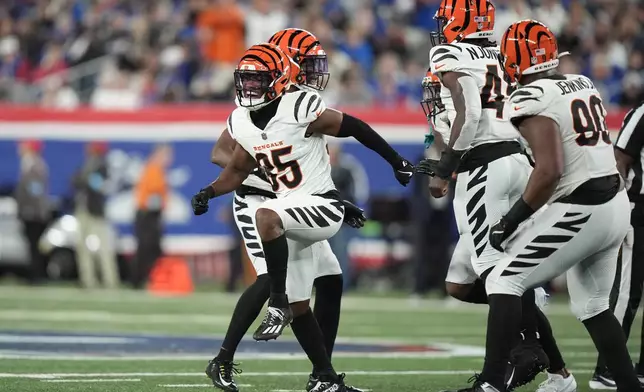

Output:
xmin=307 ymin=108 xmax=414 ymax=186
xmin=192 ymin=144 xmax=257 ymax=216
xmin=489 ymin=115 xmax=563 ymax=251
xmin=210 ymin=128 xmax=235 ymax=168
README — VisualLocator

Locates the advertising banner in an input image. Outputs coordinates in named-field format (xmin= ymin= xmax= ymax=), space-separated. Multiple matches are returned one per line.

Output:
xmin=0 ymin=105 xmax=627 ymax=253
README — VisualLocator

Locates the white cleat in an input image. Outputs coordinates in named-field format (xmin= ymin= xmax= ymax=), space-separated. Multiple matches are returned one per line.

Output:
xmin=536 ymin=373 xmax=578 ymax=392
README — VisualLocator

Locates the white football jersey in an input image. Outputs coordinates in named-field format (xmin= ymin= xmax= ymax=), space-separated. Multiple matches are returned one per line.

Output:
xmin=429 ymin=43 xmax=519 ymax=148
xmin=226 ymin=126 xmax=274 ymax=193
xmin=508 ymin=74 xmax=618 ymax=202
xmin=431 ymin=109 xmax=451 ymax=145
xmin=228 ymin=90 xmax=336 ymax=197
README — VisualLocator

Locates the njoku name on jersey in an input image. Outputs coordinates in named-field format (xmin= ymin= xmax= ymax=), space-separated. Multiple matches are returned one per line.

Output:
xmin=508 ymin=74 xmax=618 ymax=203
xmin=227 ymin=90 xmax=337 ymax=197
xmin=429 ymin=42 xmax=519 ymax=147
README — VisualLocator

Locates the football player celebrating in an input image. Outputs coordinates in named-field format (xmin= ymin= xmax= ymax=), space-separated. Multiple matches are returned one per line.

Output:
xmin=206 ymin=30 xmax=364 ymax=392
xmin=445 ymin=19 xmax=639 ymax=392
xmin=416 ymin=0 xmax=550 ymax=387
xmin=193 ymin=42 xmax=413 ymax=392
xmin=422 ymin=69 xmax=576 ymax=392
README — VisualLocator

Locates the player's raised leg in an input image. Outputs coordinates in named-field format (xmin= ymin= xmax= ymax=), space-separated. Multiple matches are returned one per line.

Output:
xmin=252 ymin=194 xmax=344 ymax=341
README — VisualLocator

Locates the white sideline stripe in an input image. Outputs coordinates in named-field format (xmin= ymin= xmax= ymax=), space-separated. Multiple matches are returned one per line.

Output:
xmin=42 ymin=378 xmax=141 ymax=383
xmin=0 ymin=351 xmax=483 ymax=361
xmin=0 ymin=334 xmax=142 ymax=344
xmin=0 ymin=310 xmax=231 ymax=325
xmin=160 ymin=384 xmax=253 ymax=388
xmin=0 ymin=370 xmax=595 ymax=378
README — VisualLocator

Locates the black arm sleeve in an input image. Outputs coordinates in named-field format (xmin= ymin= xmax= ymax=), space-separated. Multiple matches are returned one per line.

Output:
xmin=337 ymin=113 xmax=401 ymax=167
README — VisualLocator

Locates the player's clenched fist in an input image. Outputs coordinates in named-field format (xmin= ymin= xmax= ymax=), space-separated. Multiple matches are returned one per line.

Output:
xmin=393 ymin=158 xmax=414 ymax=186
xmin=191 ymin=187 xmax=214 ymax=215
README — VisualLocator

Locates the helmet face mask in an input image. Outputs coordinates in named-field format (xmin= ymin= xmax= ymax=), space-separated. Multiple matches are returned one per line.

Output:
xmin=420 ymin=74 xmax=445 ymax=120
xmin=234 ymin=69 xmax=277 ymax=109
xmin=299 ymin=53 xmax=330 ymax=91
xmin=234 ymin=43 xmax=293 ymax=110
xmin=430 ymin=16 xmax=449 ymax=47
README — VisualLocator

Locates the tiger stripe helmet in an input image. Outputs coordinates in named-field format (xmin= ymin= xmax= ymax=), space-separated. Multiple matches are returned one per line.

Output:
xmin=234 ymin=43 xmax=296 ymax=110
xmin=420 ymin=70 xmax=445 ymax=119
xmin=499 ymin=20 xmax=559 ymax=84
xmin=268 ymin=28 xmax=330 ymax=91
xmin=431 ymin=0 xmax=495 ymax=46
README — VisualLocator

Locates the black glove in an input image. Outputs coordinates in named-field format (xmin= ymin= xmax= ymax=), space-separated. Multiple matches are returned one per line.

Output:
xmin=191 ymin=187 xmax=214 ymax=216
xmin=393 ymin=158 xmax=414 ymax=186
xmin=488 ymin=217 xmax=518 ymax=252
xmin=416 ymin=158 xmax=439 ymax=177
xmin=489 ymin=198 xmax=535 ymax=252
xmin=341 ymin=200 xmax=366 ymax=228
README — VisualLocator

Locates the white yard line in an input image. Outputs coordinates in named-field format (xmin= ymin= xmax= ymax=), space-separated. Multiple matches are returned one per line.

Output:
xmin=0 ymin=286 xmax=576 ymax=315
xmin=0 ymin=369 xmax=595 ymax=379
xmin=42 ymin=378 xmax=141 ymax=383
xmin=160 ymin=384 xmax=253 ymax=388
xmin=0 ymin=310 xmax=231 ymax=325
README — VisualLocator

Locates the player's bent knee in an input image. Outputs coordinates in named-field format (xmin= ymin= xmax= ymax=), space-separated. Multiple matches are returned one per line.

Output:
xmin=570 ymin=297 xmax=610 ymax=321
xmin=255 ymin=208 xmax=284 ymax=241
xmin=445 ymin=282 xmax=473 ymax=301
xmin=290 ymin=300 xmax=310 ymax=317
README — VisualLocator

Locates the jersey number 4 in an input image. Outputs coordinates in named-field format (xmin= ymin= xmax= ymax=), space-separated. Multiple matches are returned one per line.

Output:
xmin=481 ymin=65 xmax=514 ymax=119
xmin=571 ymin=95 xmax=611 ymax=147
xmin=255 ymin=146 xmax=303 ymax=192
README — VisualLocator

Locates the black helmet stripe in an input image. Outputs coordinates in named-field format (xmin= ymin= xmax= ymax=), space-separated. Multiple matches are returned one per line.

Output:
xmin=241 ymin=54 xmax=270 ymax=70
xmin=287 ymin=29 xmax=306 ymax=51
xmin=257 ymin=44 xmax=283 ymax=71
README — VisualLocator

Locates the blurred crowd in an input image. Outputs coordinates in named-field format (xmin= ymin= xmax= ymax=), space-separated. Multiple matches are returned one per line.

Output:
xmin=0 ymin=0 xmax=643 ymax=110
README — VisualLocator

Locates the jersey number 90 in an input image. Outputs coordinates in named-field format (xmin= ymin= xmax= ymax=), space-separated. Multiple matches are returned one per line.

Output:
xmin=255 ymin=146 xmax=303 ymax=191
xmin=570 ymin=95 xmax=612 ymax=147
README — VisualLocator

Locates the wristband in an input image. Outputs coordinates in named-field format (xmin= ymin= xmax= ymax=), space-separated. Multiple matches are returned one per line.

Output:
xmin=202 ymin=185 xmax=216 ymax=199
xmin=504 ymin=197 xmax=535 ymax=227
xmin=435 ymin=148 xmax=462 ymax=179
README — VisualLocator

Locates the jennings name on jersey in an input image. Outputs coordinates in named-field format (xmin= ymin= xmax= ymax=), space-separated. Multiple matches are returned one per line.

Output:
xmin=429 ymin=42 xmax=518 ymax=147
xmin=228 ymin=90 xmax=336 ymax=197
xmin=509 ymin=74 xmax=618 ymax=203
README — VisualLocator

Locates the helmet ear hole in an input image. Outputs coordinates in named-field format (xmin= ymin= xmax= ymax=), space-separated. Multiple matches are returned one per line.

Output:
xmin=266 ymin=89 xmax=276 ymax=100
xmin=295 ymin=73 xmax=304 ymax=84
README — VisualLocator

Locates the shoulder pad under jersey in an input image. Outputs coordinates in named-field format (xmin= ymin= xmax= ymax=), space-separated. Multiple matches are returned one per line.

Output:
xmin=282 ymin=90 xmax=327 ymax=125
xmin=429 ymin=44 xmax=467 ymax=74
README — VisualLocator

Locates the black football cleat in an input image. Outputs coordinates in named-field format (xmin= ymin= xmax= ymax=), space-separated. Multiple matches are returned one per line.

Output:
xmin=308 ymin=372 xmax=350 ymax=392
xmin=205 ymin=357 xmax=242 ymax=392
xmin=253 ymin=302 xmax=293 ymax=341
xmin=588 ymin=367 xmax=617 ymax=390
xmin=506 ymin=339 xmax=549 ymax=390
xmin=307 ymin=373 xmax=363 ymax=392
xmin=440 ymin=375 xmax=502 ymax=392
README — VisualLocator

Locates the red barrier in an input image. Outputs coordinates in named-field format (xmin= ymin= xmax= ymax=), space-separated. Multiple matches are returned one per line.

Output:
xmin=0 ymin=104 xmax=628 ymax=129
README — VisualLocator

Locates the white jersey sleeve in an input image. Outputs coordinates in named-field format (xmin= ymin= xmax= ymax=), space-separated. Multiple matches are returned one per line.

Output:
xmin=431 ymin=110 xmax=451 ymax=145
xmin=289 ymin=90 xmax=327 ymax=125
xmin=429 ymin=44 xmax=468 ymax=74
xmin=226 ymin=114 xmax=236 ymax=139
xmin=508 ymin=85 xmax=556 ymax=125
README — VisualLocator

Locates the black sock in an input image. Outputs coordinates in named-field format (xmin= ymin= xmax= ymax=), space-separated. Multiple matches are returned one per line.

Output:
xmin=482 ymin=294 xmax=522 ymax=390
xmin=262 ymin=234 xmax=288 ymax=307
xmin=291 ymin=308 xmax=336 ymax=377
xmin=462 ymin=279 xmax=489 ymax=304
xmin=313 ymin=274 xmax=343 ymax=359
xmin=536 ymin=307 xmax=566 ymax=373
xmin=218 ymin=275 xmax=270 ymax=361
xmin=584 ymin=310 xmax=640 ymax=391
xmin=519 ymin=290 xmax=539 ymax=342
